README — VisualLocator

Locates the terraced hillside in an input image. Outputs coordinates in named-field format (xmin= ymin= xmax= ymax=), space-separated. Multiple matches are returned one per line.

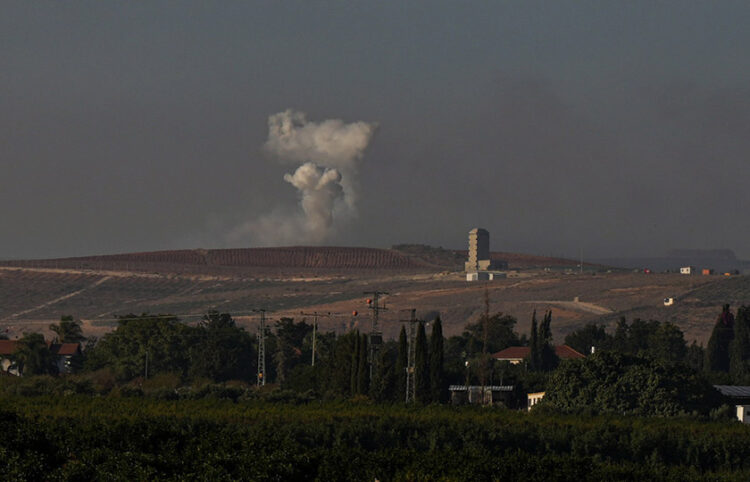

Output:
xmin=0 ymin=247 xmax=433 ymax=273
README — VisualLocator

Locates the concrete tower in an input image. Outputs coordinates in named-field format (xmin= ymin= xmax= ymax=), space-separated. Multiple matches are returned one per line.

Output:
xmin=465 ymin=228 xmax=491 ymax=272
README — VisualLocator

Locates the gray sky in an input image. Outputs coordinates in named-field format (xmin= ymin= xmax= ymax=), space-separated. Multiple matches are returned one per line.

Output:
xmin=2 ymin=1 xmax=750 ymax=259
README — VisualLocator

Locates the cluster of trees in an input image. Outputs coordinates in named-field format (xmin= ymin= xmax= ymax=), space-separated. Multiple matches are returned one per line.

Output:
xmin=564 ymin=304 xmax=750 ymax=385
xmin=529 ymin=310 xmax=556 ymax=371
xmin=704 ymin=304 xmax=750 ymax=384
xmin=84 ymin=312 xmax=256 ymax=383
xmin=284 ymin=318 xmax=446 ymax=403
xmin=544 ymin=351 xmax=721 ymax=416
xmin=8 ymin=304 xmax=749 ymax=415
xmin=5 ymin=308 xmax=546 ymax=403
xmin=563 ymin=316 xmax=705 ymax=375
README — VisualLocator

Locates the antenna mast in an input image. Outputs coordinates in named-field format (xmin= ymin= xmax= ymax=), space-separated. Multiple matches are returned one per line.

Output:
xmin=254 ymin=309 xmax=267 ymax=386
xmin=481 ymin=286 xmax=490 ymax=389
xmin=400 ymin=308 xmax=419 ymax=403
xmin=300 ymin=311 xmax=334 ymax=366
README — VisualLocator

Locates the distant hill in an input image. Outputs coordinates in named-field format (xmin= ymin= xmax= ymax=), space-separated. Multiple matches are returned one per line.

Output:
xmin=1 ymin=245 xmax=594 ymax=273
xmin=595 ymin=249 xmax=749 ymax=274
xmin=0 ymin=247 xmax=431 ymax=273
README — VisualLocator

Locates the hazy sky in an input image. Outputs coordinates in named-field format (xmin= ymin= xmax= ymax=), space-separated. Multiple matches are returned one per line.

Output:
xmin=2 ymin=2 xmax=750 ymax=259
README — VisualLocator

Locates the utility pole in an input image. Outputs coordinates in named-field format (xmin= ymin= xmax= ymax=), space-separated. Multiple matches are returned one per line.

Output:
xmin=400 ymin=308 xmax=419 ymax=403
xmin=580 ymin=247 xmax=583 ymax=274
xmin=364 ymin=291 xmax=388 ymax=379
xmin=254 ymin=309 xmax=267 ymax=386
xmin=300 ymin=311 xmax=333 ymax=366
xmin=481 ymin=286 xmax=490 ymax=400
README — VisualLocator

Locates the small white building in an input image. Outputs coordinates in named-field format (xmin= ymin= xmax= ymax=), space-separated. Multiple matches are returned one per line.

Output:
xmin=737 ymin=405 xmax=750 ymax=424
xmin=466 ymin=271 xmax=490 ymax=281
xmin=527 ymin=391 xmax=545 ymax=410
xmin=680 ymin=266 xmax=695 ymax=275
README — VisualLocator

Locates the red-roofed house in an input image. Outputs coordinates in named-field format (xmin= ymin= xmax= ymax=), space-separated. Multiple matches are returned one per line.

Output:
xmin=492 ymin=345 xmax=585 ymax=365
xmin=0 ymin=339 xmax=82 ymax=376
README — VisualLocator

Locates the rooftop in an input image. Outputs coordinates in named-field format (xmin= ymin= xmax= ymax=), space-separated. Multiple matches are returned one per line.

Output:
xmin=492 ymin=345 xmax=586 ymax=361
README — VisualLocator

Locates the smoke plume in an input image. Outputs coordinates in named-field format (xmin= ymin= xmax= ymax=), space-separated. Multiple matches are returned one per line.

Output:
xmin=228 ymin=110 xmax=376 ymax=246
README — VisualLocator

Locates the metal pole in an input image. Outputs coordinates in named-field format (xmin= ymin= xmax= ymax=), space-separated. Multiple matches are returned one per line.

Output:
xmin=255 ymin=309 xmax=266 ymax=386
xmin=400 ymin=308 xmax=417 ymax=403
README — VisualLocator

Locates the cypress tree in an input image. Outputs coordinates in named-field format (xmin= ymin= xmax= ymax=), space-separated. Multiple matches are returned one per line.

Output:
xmin=529 ymin=311 xmax=540 ymax=370
xmin=539 ymin=311 xmax=558 ymax=371
xmin=705 ymin=305 xmax=735 ymax=373
xmin=730 ymin=306 xmax=750 ymax=382
xmin=350 ymin=331 xmax=360 ymax=395
xmin=395 ymin=326 xmax=408 ymax=401
xmin=331 ymin=332 xmax=356 ymax=395
xmin=429 ymin=316 xmax=445 ymax=403
xmin=612 ymin=317 xmax=630 ymax=353
xmin=370 ymin=344 xmax=395 ymax=401
xmin=357 ymin=334 xmax=369 ymax=394
xmin=414 ymin=321 xmax=430 ymax=403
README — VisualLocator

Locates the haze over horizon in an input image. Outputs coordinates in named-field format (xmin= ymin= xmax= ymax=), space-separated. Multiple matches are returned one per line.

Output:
xmin=3 ymin=2 xmax=749 ymax=260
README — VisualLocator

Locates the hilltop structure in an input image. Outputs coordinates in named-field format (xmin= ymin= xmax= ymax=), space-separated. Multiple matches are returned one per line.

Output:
xmin=465 ymin=228 xmax=491 ymax=272
xmin=464 ymin=228 xmax=507 ymax=280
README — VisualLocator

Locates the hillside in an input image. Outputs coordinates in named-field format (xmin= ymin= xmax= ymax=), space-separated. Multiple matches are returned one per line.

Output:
xmin=0 ymin=246 xmax=746 ymax=344
xmin=0 ymin=247 xmax=433 ymax=273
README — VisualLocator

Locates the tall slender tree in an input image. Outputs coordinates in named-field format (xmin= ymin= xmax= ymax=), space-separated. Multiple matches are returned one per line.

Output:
xmin=705 ymin=305 xmax=735 ymax=373
xmin=528 ymin=311 xmax=540 ymax=370
xmin=357 ymin=334 xmax=369 ymax=394
xmin=414 ymin=321 xmax=430 ymax=403
xmin=429 ymin=316 xmax=445 ymax=403
xmin=330 ymin=331 xmax=356 ymax=395
xmin=395 ymin=326 xmax=408 ymax=401
xmin=539 ymin=311 xmax=558 ymax=371
xmin=730 ymin=306 xmax=750 ymax=382
xmin=350 ymin=332 xmax=361 ymax=395
xmin=370 ymin=343 xmax=395 ymax=401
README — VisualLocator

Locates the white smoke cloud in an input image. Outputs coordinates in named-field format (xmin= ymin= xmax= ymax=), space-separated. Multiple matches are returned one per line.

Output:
xmin=264 ymin=109 xmax=377 ymax=170
xmin=228 ymin=110 xmax=376 ymax=246
xmin=283 ymin=162 xmax=344 ymax=241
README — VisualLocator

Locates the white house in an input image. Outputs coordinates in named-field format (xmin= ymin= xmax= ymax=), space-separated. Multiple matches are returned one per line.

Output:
xmin=527 ymin=392 xmax=545 ymax=410
xmin=680 ymin=266 xmax=695 ymax=275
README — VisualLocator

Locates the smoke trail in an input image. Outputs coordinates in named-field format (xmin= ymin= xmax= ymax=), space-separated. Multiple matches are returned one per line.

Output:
xmin=228 ymin=110 xmax=376 ymax=246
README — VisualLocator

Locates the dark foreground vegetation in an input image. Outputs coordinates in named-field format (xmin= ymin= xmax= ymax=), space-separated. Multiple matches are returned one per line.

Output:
xmin=5 ymin=305 xmax=750 ymax=479
xmin=2 ymin=395 xmax=750 ymax=481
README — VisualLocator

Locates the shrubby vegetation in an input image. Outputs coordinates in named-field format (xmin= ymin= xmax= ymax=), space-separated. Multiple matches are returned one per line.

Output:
xmin=9 ymin=306 xmax=745 ymax=413
xmin=544 ymin=351 xmax=721 ymax=416
xmin=2 ymin=396 xmax=750 ymax=480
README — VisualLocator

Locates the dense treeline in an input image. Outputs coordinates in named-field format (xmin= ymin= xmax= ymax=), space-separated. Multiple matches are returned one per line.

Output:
xmin=11 ymin=310 xmax=538 ymax=403
xmin=7 ymin=305 xmax=750 ymax=413
xmin=564 ymin=304 xmax=750 ymax=386
xmin=2 ymin=396 xmax=750 ymax=480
